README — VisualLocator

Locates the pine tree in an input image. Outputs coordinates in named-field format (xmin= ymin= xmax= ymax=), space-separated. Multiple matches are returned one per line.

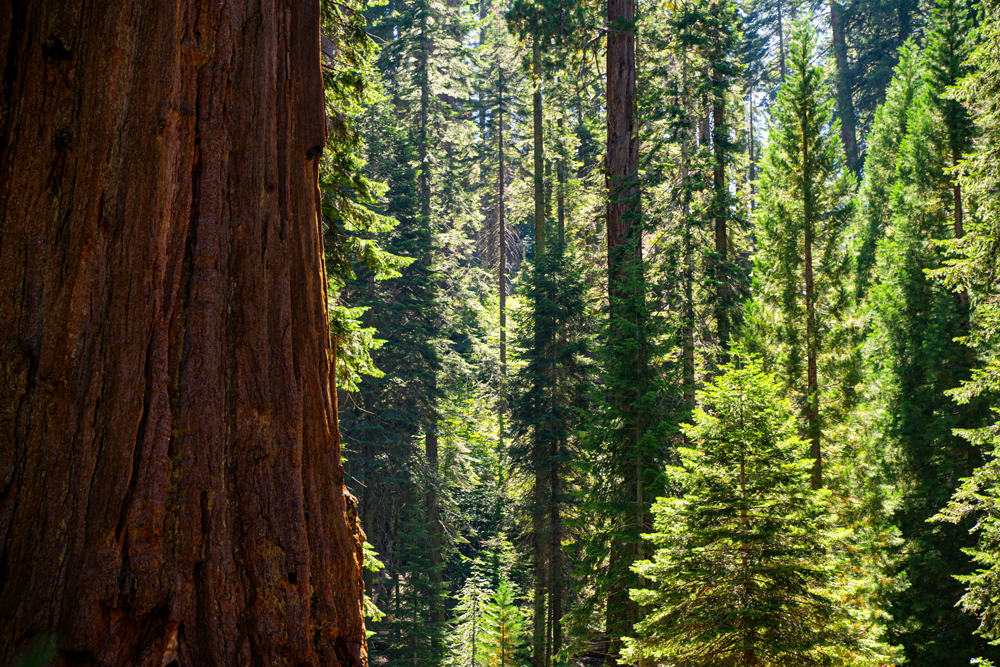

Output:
xmin=750 ymin=23 xmax=854 ymax=488
xmin=842 ymin=0 xmax=921 ymax=139
xmin=624 ymin=354 xmax=880 ymax=666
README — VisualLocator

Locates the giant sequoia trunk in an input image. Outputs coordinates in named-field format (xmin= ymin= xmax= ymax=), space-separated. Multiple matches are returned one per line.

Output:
xmin=0 ymin=2 xmax=367 ymax=665
xmin=605 ymin=0 xmax=645 ymax=663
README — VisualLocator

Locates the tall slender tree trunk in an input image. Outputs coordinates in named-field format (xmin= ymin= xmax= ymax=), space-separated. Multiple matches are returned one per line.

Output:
xmin=417 ymin=0 xmax=445 ymax=628
xmin=803 ymin=132 xmax=822 ymax=487
xmin=498 ymin=64 xmax=507 ymax=398
xmin=531 ymin=35 xmax=549 ymax=667
xmin=557 ymin=117 xmax=567 ymax=245
xmin=681 ymin=49 xmax=696 ymax=412
xmin=712 ymin=56 xmax=730 ymax=361
xmin=778 ymin=0 xmax=787 ymax=80
xmin=830 ymin=0 xmax=859 ymax=174
xmin=533 ymin=41 xmax=546 ymax=258
xmin=0 ymin=2 xmax=367 ymax=664
xmin=550 ymin=447 xmax=562 ymax=662
xmin=748 ymin=91 xmax=757 ymax=194
xmin=532 ymin=445 xmax=549 ymax=667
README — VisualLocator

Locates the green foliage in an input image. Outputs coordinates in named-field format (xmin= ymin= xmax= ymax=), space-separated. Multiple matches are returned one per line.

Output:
xmin=750 ymin=23 xmax=854 ymax=387
xmin=448 ymin=568 xmax=495 ymax=667
xmin=841 ymin=0 xmax=921 ymax=137
xmin=381 ymin=497 xmax=448 ymax=667
xmin=13 ymin=633 xmax=57 ymax=667
xmin=850 ymin=41 xmax=922 ymax=304
xmin=479 ymin=576 xmax=529 ymax=667
xmin=853 ymin=2 xmax=993 ymax=663
xmin=624 ymin=353 xmax=885 ymax=666
xmin=931 ymin=0 xmax=1000 ymax=652
xmin=364 ymin=542 xmax=388 ymax=633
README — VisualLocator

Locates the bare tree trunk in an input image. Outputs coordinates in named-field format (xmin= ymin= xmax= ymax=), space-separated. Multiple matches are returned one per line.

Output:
xmin=532 ymin=444 xmax=549 ymax=667
xmin=498 ymin=63 xmax=507 ymax=395
xmin=830 ymin=0 xmax=859 ymax=174
xmin=681 ymin=35 xmax=696 ymax=412
xmin=712 ymin=58 xmax=730 ymax=361
xmin=778 ymin=0 xmax=787 ymax=80
xmin=550 ymin=448 xmax=562 ymax=662
xmin=533 ymin=40 xmax=546 ymax=258
xmin=530 ymin=33 xmax=551 ymax=667
xmin=0 ymin=1 xmax=367 ymax=665
xmin=557 ymin=117 xmax=567 ymax=245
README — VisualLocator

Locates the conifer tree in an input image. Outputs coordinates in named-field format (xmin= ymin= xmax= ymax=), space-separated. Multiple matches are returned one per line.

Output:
xmin=480 ymin=577 xmax=530 ymax=667
xmin=859 ymin=2 xmax=993 ymax=662
xmin=449 ymin=569 xmax=495 ymax=667
xmin=931 ymin=15 xmax=1000 ymax=645
xmin=624 ymin=354 xmax=879 ymax=666
xmin=509 ymin=240 xmax=596 ymax=666
xmin=850 ymin=42 xmax=922 ymax=304
xmin=750 ymin=24 xmax=854 ymax=488
xmin=842 ymin=0 xmax=920 ymax=138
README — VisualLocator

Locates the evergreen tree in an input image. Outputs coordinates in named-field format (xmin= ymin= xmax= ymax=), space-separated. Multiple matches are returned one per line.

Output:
xmin=842 ymin=0 xmax=921 ymax=140
xmin=624 ymin=354 xmax=881 ymax=666
xmin=449 ymin=568 xmax=495 ymax=667
xmin=849 ymin=41 xmax=922 ymax=304
xmin=481 ymin=577 xmax=531 ymax=667
xmin=931 ymin=7 xmax=1000 ymax=646
xmin=854 ymin=3 xmax=993 ymax=662
xmin=749 ymin=23 xmax=854 ymax=488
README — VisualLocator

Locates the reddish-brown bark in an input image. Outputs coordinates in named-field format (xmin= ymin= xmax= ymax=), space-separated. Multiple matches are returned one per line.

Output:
xmin=0 ymin=1 xmax=367 ymax=665
xmin=606 ymin=0 xmax=638 ymax=269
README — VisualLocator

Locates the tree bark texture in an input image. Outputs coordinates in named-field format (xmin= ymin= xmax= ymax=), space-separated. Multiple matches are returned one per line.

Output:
xmin=606 ymin=0 xmax=639 ymax=291
xmin=0 ymin=2 xmax=367 ymax=665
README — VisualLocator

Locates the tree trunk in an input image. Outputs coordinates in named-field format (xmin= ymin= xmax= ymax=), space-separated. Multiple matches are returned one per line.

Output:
xmin=778 ymin=0 xmax=787 ymax=80
xmin=606 ymin=0 xmax=643 ymax=662
xmin=498 ymin=63 xmax=507 ymax=391
xmin=557 ymin=118 xmax=566 ymax=245
xmin=533 ymin=40 xmax=546 ymax=258
xmin=681 ymin=39 xmax=696 ymax=412
xmin=712 ymin=58 xmax=730 ymax=361
xmin=830 ymin=0 xmax=859 ymax=174
xmin=607 ymin=0 xmax=640 ymax=282
xmin=531 ymin=35 xmax=549 ymax=667
xmin=549 ymin=445 xmax=562 ymax=662
xmin=532 ymin=441 xmax=548 ymax=667
xmin=417 ymin=0 xmax=444 ymax=629
xmin=0 ymin=2 xmax=367 ymax=665
xmin=804 ymin=210 xmax=822 ymax=489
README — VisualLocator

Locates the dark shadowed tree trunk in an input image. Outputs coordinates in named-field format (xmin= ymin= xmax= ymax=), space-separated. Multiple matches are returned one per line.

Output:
xmin=830 ymin=0 xmax=859 ymax=174
xmin=0 ymin=2 xmax=367 ymax=665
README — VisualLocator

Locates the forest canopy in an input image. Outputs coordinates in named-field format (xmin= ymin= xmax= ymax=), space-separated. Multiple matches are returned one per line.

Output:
xmin=331 ymin=0 xmax=1000 ymax=664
